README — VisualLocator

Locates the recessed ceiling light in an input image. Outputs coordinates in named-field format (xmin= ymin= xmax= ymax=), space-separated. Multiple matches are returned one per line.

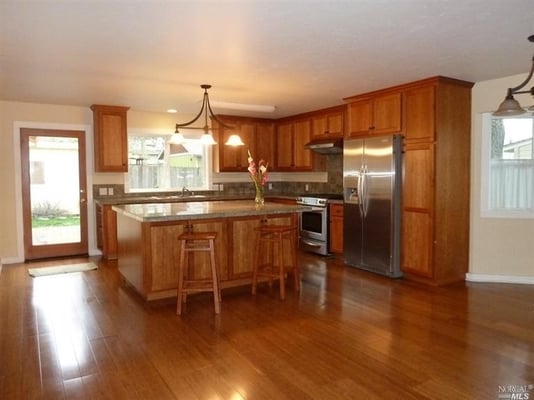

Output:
xmin=167 ymin=109 xmax=177 ymax=113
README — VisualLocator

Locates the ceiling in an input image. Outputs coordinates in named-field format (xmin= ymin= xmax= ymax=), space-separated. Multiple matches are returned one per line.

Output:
xmin=1 ymin=1 xmax=534 ymax=119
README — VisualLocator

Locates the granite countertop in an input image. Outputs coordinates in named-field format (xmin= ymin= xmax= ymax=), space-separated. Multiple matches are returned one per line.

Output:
xmin=112 ymin=199 xmax=308 ymax=222
xmin=96 ymin=194 xmax=297 ymax=205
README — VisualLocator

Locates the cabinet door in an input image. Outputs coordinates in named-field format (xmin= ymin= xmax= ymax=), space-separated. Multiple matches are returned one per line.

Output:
xmin=401 ymin=143 xmax=434 ymax=277
xmin=347 ymin=99 xmax=372 ymax=137
xmin=255 ymin=122 xmax=275 ymax=168
xmin=275 ymin=122 xmax=294 ymax=169
xmin=229 ymin=217 xmax=262 ymax=278
xmin=329 ymin=204 xmax=343 ymax=254
xmin=404 ymin=85 xmax=435 ymax=142
xmin=327 ymin=111 xmax=344 ymax=137
xmin=189 ymin=220 xmax=228 ymax=281
xmin=91 ymin=105 xmax=129 ymax=172
xmin=219 ymin=121 xmax=256 ymax=171
xmin=293 ymin=119 xmax=312 ymax=170
xmin=312 ymin=115 xmax=327 ymax=138
xmin=373 ymin=93 xmax=402 ymax=134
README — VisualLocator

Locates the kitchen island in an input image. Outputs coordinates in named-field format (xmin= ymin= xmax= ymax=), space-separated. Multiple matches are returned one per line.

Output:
xmin=112 ymin=200 xmax=308 ymax=301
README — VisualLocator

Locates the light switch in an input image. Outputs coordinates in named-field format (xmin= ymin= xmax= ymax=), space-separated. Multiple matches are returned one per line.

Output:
xmin=99 ymin=188 xmax=108 ymax=196
xmin=108 ymin=187 xmax=114 ymax=196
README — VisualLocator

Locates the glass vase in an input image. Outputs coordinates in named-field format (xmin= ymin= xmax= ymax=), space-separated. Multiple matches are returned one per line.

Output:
xmin=254 ymin=186 xmax=265 ymax=206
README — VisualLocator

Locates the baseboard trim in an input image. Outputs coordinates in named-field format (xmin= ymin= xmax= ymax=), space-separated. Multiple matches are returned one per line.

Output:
xmin=465 ymin=273 xmax=534 ymax=285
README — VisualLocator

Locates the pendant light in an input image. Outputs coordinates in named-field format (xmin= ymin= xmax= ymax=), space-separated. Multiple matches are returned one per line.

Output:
xmin=174 ymin=84 xmax=243 ymax=146
xmin=493 ymin=35 xmax=534 ymax=116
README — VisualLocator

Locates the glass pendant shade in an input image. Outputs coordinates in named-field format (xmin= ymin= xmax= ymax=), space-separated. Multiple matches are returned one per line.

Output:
xmin=225 ymin=134 xmax=245 ymax=146
xmin=493 ymin=92 xmax=526 ymax=116
xmin=169 ymin=131 xmax=185 ymax=144
xmin=200 ymin=132 xmax=217 ymax=145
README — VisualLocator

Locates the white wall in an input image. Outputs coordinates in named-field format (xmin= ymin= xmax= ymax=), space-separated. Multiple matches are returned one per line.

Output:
xmin=469 ymin=74 xmax=534 ymax=283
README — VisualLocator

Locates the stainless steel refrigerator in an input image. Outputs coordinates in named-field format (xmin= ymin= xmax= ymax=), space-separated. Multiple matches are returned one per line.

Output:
xmin=343 ymin=135 xmax=402 ymax=278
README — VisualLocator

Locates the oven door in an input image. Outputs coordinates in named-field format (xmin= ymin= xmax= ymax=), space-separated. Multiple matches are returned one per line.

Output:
xmin=299 ymin=207 xmax=327 ymax=242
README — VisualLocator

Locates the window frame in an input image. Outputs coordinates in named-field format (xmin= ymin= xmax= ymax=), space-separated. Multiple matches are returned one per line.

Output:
xmin=124 ymin=128 xmax=213 ymax=193
xmin=480 ymin=113 xmax=534 ymax=219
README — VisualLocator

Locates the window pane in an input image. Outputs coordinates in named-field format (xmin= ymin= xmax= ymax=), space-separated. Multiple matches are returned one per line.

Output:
xmin=488 ymin=117 xmax=534 ymax=211
xmin=127 ymin=134 xmax=208 ymax=191
xmin=492 ymin=118 xmax=533 ymax=160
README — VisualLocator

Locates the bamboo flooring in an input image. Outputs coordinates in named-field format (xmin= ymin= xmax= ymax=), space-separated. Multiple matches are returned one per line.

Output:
xmin=0 ymin=253 xmax=533 ymax=399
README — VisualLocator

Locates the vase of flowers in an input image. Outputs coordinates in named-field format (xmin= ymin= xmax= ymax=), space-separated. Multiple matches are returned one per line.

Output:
xmin=247 ymin=150 xmax=268 ymax=206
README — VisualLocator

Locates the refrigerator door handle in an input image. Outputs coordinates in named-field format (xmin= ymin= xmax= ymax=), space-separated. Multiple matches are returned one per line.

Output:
xmin=357 ymin=165 xmax=365 ymax=217
xmin=361 ymin=164 xmax=369 ymax=218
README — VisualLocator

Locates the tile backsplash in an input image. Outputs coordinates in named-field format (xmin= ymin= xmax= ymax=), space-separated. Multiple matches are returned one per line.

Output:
xmin=93 ymin=154 xmax=343 ymax=199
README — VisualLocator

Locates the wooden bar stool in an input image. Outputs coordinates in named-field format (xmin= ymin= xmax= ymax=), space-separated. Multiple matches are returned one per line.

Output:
xmin=176 ymin=231 xmax=221 ymax=315
xmin=252 ymin=225 xmax=299 ymax=300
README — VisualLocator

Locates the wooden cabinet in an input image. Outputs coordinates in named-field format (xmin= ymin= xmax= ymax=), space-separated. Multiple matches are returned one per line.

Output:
xmin=400 ymin=77 xmax=473 ymax=285
xmin=329 ymin=203 xmax=343 ymax=254
xmin=404 ymin=85 xmax=435 ymax=143
xmin=95 ymin=203 xmax=118 ymax=260
xmin=91 ymin=104 xmax=129 ymax=172
xmin=215 ymin=116 xmax=274 ymax=172
xmin=275 ymin=118 xmax=313 ymax=171
xmin=311 ymin=106 xmax=345 ymax=138
xmin=346 ymin=92 xmax=402 ymax=137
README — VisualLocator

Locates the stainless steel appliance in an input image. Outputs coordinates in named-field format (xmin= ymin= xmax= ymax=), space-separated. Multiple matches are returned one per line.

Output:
xmin=343 ymin=135 xmax=403 ymax=278
xmin=297 ymin=194 xmax=343 ymax=256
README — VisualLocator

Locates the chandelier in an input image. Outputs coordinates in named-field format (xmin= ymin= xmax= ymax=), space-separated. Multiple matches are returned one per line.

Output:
xmin=493 ymin=35 xmax=534 ymax=116
xmin=172 ymin=84 xmax=244 ymax=146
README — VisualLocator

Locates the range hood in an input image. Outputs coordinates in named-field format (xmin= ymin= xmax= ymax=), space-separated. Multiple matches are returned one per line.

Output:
xmin=305 ymin=137 xmax=343 ymax=154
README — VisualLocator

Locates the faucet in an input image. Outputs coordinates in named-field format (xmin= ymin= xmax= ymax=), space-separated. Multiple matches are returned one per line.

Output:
xmin=181 ymin=186 xmax=192 ymax=196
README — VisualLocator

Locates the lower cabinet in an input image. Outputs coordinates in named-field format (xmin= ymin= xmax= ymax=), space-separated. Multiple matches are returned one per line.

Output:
xmin=329 ymin=203 xmax=343 ymax=254
xmin=116 ymin=212 xmax=297 ymax=300
xmin=95 ymin=203 xmax=118 ymax=260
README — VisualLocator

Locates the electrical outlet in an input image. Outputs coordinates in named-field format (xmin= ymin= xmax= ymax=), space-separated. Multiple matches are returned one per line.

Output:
xmin=108 ymin=187 xmax=114 ymax=196
xmin=305 ymin=184 xmax=309 ymax=192
xmin=268 ymin=183 xmax=273 ymax=190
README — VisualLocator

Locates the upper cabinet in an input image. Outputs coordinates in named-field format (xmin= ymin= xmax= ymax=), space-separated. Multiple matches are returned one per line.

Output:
xmin=345 ymin=92 xmax=402 ymax=138
xmin=214 ymin=116 xmax=274 ymax=172
xmin=91 ymin=104 xmax=129 ymax=172
xmin=311 ymin=106 xmax=345 ymax=138
xmin=275 ymin=117 xmax=313 ymax=171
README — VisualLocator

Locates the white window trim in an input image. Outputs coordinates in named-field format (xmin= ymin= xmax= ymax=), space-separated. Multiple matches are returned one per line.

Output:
xmin=480 ymin=113 xmax=534 ymax=219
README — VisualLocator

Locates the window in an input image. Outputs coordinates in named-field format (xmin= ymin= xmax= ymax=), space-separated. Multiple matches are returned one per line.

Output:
xmin=481 ymin=114 xmax=534 ymax=218
xmin=126 ymin=130 xmax=211 ymax=192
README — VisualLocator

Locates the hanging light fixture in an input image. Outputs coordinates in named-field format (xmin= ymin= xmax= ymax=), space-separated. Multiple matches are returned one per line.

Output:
xmin=174 ymin=84 xmax=244 ymax=146
xmin=494 ymin=35 xmax=534 ymax=116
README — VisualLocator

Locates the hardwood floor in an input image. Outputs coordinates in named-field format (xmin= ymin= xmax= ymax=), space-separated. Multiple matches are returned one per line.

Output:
xmin=1 ymin=253 xmax=533 ymax=399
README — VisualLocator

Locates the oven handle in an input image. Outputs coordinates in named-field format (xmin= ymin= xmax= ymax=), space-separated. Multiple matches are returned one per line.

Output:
xmin=300 ymin=239 xmax=322 ymax=248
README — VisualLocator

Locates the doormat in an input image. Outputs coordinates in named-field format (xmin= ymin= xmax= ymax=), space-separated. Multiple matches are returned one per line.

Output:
xmin=28 ymin=262 xmax=98 ymax=277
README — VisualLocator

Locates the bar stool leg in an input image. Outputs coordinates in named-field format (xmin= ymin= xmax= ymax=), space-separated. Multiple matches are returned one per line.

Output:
xmin=209 ymin=238 xmax=221 ymax=314
xmin=252 ymin=230 xmax=261 ymax=295
xmin=278 ymin=232 xmax=286 ymax=300
xmin=177 ymin=239 xmax=187 ymax=315
xmin=291 ymin=230 xmax=300 ymax=293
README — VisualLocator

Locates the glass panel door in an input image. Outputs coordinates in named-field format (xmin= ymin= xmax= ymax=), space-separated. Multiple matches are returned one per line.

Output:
xmin=21 ymin=129 xmax=88 ymax=260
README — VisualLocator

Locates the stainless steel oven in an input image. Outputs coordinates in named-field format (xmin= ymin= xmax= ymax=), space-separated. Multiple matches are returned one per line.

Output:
xmin=297 ymin=194 xmax=342 ymax=256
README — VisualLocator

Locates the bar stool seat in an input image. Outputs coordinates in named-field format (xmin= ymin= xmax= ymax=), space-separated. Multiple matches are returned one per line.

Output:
xmin=176 ymin=231 xmax=221 ymax=315
xmin=252 ymin=224 xmax=299 ymax=300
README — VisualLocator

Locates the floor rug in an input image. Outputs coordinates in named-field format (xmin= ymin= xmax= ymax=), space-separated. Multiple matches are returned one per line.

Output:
xmin=28 ymin=262 xmax=98 ymax=277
